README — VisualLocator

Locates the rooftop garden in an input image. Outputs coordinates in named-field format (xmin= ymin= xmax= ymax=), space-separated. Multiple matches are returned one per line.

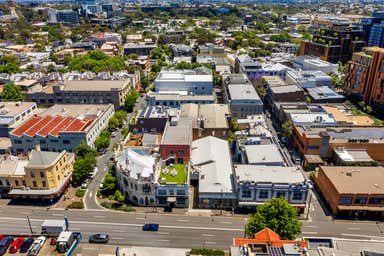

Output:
xmin=159 ymin=164 xmax=187 ymax=185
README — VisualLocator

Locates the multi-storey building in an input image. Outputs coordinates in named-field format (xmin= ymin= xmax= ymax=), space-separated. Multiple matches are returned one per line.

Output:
xmin=180 ymin=103 xmax=230 ymax=140
xmin=361 ymin=12 xmax=384 ymax=48
xmin=346 ymin=47 xmax=384 ymax=106
xmin=315 ymin=165 xmax=384 ymax=217
xmin=159 ymin=118 xmax=193 ymax=165
xmin=235 ymin=165 xmax=310 ymax=213
xmin=223 ymin=74 xmax=263 ymax=118
xmin=164 ymin=30 xmax=185 ymax=44
xmin=24 ymin=80 xmax=131 ymax=110
xmin=299 ymin=24 xmax=365 ymax=63
xmin=10 ymin=104 xmax=114 ymax=153
xmin=115 ymin=148 xmax=157 ymax=206
xmin=154 ymin=68 xmax=213 ymax=95
xmin=48 ymin=9 xmax=79 ymax=24
xmin=0 ymin=102 xmax=38 ymax=137
xmin=293 ymin=126 xmax=384 ymax=162
xmin=123 ymin=44 xmax=156 ymax=56
xmin=6 ymin=149 xmax=74 ymax=200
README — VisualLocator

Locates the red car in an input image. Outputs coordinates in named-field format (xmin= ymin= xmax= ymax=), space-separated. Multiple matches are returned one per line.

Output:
xmin=0 ymin=235 xmax=4 ymax=242
xmin=8 ymin=237 xmax=25 ymax=253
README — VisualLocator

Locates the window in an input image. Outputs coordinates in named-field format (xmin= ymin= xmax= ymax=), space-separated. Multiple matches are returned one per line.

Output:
xmin=15 ymin=180 xmax=19 ymax=186
xmin=369 ymin=197 xmax=384 ymax=204
xmin=292 ymin=191 xmax=303 ymax=201
xmin=40 ymin=172 xmax=44 ymax=178
xmin=176 ymin=190 xmax=185 ymax=196
xmin=42 ymin=181 xmax=46 ymax=187
xmin=63 ymin=140 xmax=70 ymax=145
xmin=177 ymin=150 xmax=184 ymax=155
xmin=30 ymin=172 xmax=35 ymax=178
xmin=258 ymin=190 xmax=269 ymax=199
xmin=158 ymin=189 xmax=167 ymax=195
xmin=354 ymin=197 xmax=367 ymax=205
xmin=339 ymin=197 xmax=353 ymax=205
xmin=170 ymin=150 xmax=174 ymax=155
xmin=32 ymin=181 xmax=37 ymax=187
xmin=275 ymin=191 xmax=286 ymax=198
xmin=143 ymin=184 xmax=151 ymax=193
xmin=134 ymin=184 xmax=138 ymax=191
xmin=241 ymin=190 xmax=252 ymax=198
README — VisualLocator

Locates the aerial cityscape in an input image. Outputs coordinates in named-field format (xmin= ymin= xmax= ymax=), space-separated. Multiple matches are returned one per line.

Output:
xmin=0 ymin=0 xmax=383 ymax=255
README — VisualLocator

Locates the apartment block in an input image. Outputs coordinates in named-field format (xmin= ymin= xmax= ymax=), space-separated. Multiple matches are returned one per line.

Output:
xmin=346 ymin=47 xmax=384 ymax=106
xmin=0 ymin=102 xmax=38 ymax=137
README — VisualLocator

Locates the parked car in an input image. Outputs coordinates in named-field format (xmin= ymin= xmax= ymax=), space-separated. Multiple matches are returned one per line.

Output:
xmin=27 ymin=236 xmax=45 ymax=256
xmin=81 ymin=179 xmax=89 ymax=189
xmin=19 ymin=237 xmax=34 ymax=253
xmin=142 ymin=223 xmax=159 ymax=232
xmin=0 ymin=235 xmax=4 ymax=242
xmin=0 ymin=236 xmax=13 ymax=256
xmin=89 ymin=234 xmax=109 ymax=244
xmin=8 ymin=237 xmax=25 ymax=253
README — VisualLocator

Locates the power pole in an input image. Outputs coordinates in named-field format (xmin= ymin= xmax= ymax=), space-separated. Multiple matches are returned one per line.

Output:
xmin=27 ymin=216 xmax=33 ymax=235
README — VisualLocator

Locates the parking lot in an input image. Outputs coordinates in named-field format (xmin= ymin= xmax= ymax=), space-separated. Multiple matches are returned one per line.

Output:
xmin=2 ymin=237 xmax=57 ymax=256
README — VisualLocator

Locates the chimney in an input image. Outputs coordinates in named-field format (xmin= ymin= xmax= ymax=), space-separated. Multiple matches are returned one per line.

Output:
xmin=34 ymin=144 xmax=41 ymax=152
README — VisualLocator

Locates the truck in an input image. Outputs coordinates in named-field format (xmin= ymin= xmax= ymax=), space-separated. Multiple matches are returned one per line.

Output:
xmin=56 ymin=231 xmax=82 ymax=255
xmin=41 ymin=219 xmax=66 ymax=236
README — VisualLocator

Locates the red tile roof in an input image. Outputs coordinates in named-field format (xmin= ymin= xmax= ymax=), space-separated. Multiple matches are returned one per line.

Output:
xmin=11 ymin=115 xmax=95 ymax=138
xmin=233 ymin=228 xmax=308 ymax=248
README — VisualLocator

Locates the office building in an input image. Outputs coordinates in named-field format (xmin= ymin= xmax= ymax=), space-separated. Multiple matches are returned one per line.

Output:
xmin=306 ymin=86 xmax=345 ymax=103
xmin=223 ymin=74 xmax=263 ymax=118
xmin=154 ymin=69 xmax=213 ymax=95
xmin=7 ymin=150 xmax=74 ymax=200
xmin=299 ymin=24 xmax=365 ymax=63
xmin=10 ymin=104 xmax=114 ymax=153
xmin=123 ymin=44 xmax=156 ymax=56
xmin=24 ymin=80 xmax=131 ymax=110
xmin=361 ymin=12 xmax=384 ymax=48
xmin=147 ymin=93 xmax=215 ymax=107
xmin=294 ymin=56 xmax=338 ymax=74
xmin=48 ymin=9 xmax=79 ymax=25
xmin=286 ymin=70 xmax=332 ymax=88
xmin=346 ymin=47 xmax=384 ymax=107
xmin=314 ymin=166 xmax=384 ymax=217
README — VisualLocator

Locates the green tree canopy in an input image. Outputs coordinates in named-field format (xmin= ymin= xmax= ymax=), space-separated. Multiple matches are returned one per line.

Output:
xmin=102 ymin=173 xmax=117 ymax=195
xmin=108 ymin=116 xmax=120 ymax=131
xmin=73 ymin=154 xmax=95 ymax=183
xmin=94 ymin=131 xmax=111 ymax=151
xmin=246 ymin=197 xmax=302 ymax=240
xmin=0 ymin=83 xmax=24 ymax=101
xmin=124 ymin=89 xmax=139 ymax=112
xmin=281 ymin=120 xmax=293 ymax=139
xmin=74 ymin=141 xmax=96 ymax=159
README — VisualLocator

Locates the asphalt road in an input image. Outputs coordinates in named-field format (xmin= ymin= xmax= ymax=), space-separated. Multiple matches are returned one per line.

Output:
xmin=0 ymin=206 xmax=246 ymax=249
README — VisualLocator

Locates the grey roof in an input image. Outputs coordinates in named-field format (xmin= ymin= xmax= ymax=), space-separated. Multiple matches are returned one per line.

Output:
xmin=306 ymin=86 xmax=345 ymax=100
xmin=244 ymin=144 xmax=285 ymax=165
xmin=228 ymin=84 xmax=261 ymax=101
xmin=27 ymin=150 xmax=62 ymax=168
xmin=191 ymin=136 xmax=235 ymax=195
xmin=270 ymin=84 xmax=303 ymax=94
xmin=235 ymin=165 xmax=305 ymax=184
xmin=161 ymin=118 xmax=192 ymax=145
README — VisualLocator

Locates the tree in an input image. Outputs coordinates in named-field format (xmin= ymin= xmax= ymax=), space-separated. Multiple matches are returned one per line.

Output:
xmin=94 ymin=131 xmax=111 ymax=151
xmin=74 ymin=141 xmax=96 ymax=159
xmin=281 ymin=120 xmax=293 ymax=139
xmin=114 ymin=190 xmax=125 ymax=202
xmin=114 ymin=110 xmax=127 ymax=125
xmin=47 ymin=64 xmax=56 ymax=73
xmin=108 ymin=116 xmax=120 ymax=131
xmin=124 ymin=89 xmax=139 ymax=112
xmin=0 ymin=83 xmax=24 ymax=101
xmin=254 ymin=79 xmax=267 ymax=98
xmin=102 ymin=173 xmax=117 ymax=195
xmin=73 ymin=154 xmax=95 ymax=183
xmin=246 ymin=197 xmax=302 ymax=240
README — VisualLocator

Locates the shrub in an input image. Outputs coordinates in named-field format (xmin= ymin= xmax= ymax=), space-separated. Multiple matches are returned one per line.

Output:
xmin=75 ymin=189 xmax=86 ymax=197
xmin=100 ymin=201 xmax=134 ymax=212
xmin=67 ymin=201 xmax=84 ymax=209
xmin=190 ymin=249 xmax=225 ymax=256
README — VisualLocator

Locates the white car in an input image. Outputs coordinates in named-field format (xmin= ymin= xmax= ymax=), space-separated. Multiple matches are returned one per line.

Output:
xmin=27 ymin=236 xmax=46 ymax=256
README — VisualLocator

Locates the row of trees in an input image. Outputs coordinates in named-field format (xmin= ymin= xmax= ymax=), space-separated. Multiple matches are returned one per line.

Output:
xmin=72 ymin=142 xmax=97 ymax=184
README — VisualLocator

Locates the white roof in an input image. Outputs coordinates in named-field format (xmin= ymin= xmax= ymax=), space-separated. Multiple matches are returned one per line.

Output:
xmin=228 ymin=84 xmax=260 ymax=101
xmin=191 ymin=136 xmax=235 ymax=194
xmin=290 ymin=113 xmax=337 ymax=125
xmin=116 ymin=149 xmax=155 ymax=178
xmin=235 ymin=165 xmax=305 ymax=184
xmin=244 ymin=144 xmax=285 ymax=165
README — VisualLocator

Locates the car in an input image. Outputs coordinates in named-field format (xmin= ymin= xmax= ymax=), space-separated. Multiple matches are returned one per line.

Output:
xmin=111 ymin=131 xmax=118 ymax=137
xmin=142 ymin=223 xmax=159 ymax=232
xmin=8 ymin=237 xmax=25 ymax=253
xmin=89 ymin=234 xmax=109 ymax=244
xmin=0 ymin=236 xmax=13 ymax=256
xmin=19 ymin=237 xmax=34 ymax=253
xmin=0 ymin=235 xmax=4 ymax=241
xmin=26 ymin=236 xmax=45 ymax=256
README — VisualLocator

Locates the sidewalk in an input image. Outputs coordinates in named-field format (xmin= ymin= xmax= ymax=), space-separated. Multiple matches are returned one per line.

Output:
xmin=54 ymin=185 xmax=80 ymax=209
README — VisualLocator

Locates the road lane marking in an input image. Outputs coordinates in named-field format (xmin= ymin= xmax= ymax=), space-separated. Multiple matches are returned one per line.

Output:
xmin=20 ymin=212 xmax=30 ymax=215
xmin=135 ymin=217 xmax=145 ymax=220
xmin=219 ymin=221 xmax=232 ymax=224
xmin=341 ymin=233 xmax=384 ymax=239
xmin=156 ymin=239 xmax=170 ymax=242
xmin=204 ymin=241 xmax=217 ymax=244
xmin=302 ymin=231 xmax=318 ymax=235
xmin=202 ymin=234 xmax=215 ymax=237
xmin=305 ymin=225 xmax=319 ymax=228
xmin=177 ymin=219 xmax=189 ymax=222
xmin=93 ymin=216 xmax=106 ymax=218
xmin=112 ymin=230 xmax=125 ymax=233
xmin=0 ymin=217 xmax=243 ymax=232
xmin=88 ymin=192 xmax=93 ymax=198
xmin=158 ymin=232 xmax=169 ymax=235
xmin=347 ymin=227 xmax=361 ymax=231
xmin=52 ymin=214 xmax=63 ymax=217
xmin=113 ymin=237 xmax=125 ymax=240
